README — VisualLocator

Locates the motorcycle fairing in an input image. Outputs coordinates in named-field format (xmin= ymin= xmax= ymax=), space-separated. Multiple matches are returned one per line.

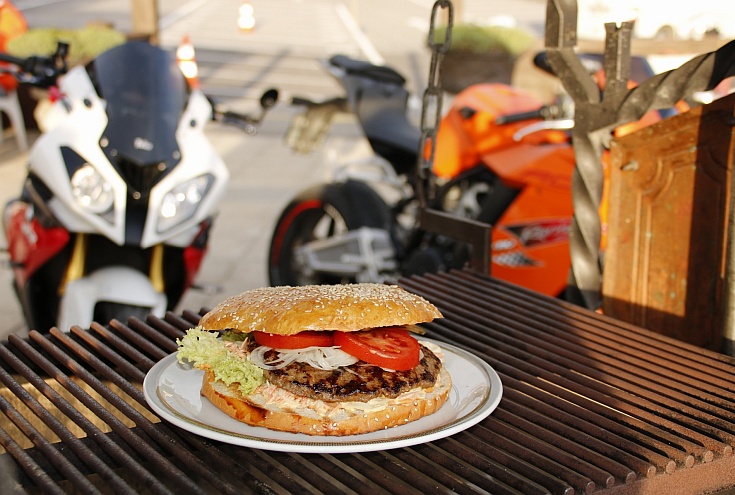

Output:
xmin=141 ymin=88 xmax=229 ymax=248
xmin=3 ymin=200 xmax=70 ymax=286
xmin=56 ymin=265 xmax=167 ymax=332
xmin=90 ymin=42 xmax=187 ymax=169
xmin=480 ymin=143 xmax=576 ymax=297
xmin=433 ymin=83 xmax=550 ymax=179
xmin=480 ymin=142 xmax=575 ymax=190
xmin=27 ymin=43 xmax=228 ymax=249
xmin=29 ymin=66 xmax=129 ymax=244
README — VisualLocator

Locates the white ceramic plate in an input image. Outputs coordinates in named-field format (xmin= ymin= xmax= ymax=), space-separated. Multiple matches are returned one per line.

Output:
xmin=143 ymin=337 xmax=502 ymax=453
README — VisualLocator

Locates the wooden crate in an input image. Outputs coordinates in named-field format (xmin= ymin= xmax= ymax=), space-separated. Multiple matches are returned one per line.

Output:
xmin=602 ymin=93 xmax=735 ymax=350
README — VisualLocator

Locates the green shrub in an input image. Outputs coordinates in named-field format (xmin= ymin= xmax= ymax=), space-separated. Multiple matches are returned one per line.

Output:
xmin=7 ymin=26 xmax=126 ymax=66
xmin=433 ymin=23 xmax=534 ymax=57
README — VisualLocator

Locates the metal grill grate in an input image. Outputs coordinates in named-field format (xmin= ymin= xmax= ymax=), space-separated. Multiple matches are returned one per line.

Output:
xmin=1 ymin=269 xmax=735 ymax=494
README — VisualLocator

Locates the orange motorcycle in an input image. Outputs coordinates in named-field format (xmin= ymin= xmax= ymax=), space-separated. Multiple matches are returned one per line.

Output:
xmin=267 ymin=53 xmax=671 ymax=298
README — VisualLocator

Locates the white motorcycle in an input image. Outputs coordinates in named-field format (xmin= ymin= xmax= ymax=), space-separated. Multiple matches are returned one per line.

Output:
xmin=2 ymin=41 xmax=277 ymax=331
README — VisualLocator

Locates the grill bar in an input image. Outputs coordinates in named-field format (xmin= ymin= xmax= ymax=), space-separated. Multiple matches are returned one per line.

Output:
xmin=439 ymin=433 xmax=568 ymax=495
xmin=461 ymin=269 xmax=735 ymax=408
xmin=500 ymin=388 xmax=647 ymax=480
xmin=491 ymin=407 xmax=616 ymax=489
xmin=502 ymin=372 xmax=674 ymax=473
xmin=48 ymin=328 xmax=259 ymax=495
xmin=26 ymin=332 xmax=213 ymax=495
xmin=0 ymin=341 xmax=134 ymax=495
xmin=10 ymin=334 xmax=183 ymax=495
xmin=86 ymin=321 xmax=158 ymax=370
xmin=399 ymin=270 xmax=735 ymax=487
xmin=481 ymin=274 xmax=735 ymax=407
xmin=405 ymin=274 xmax=729 ymax=461
xmin=424 ymin=314 xmax=697 ymax=468
xmin=106 ymin=319 xmax=170 ymax=362
xmin=0 ymin=425 xmax=66 ymax=495
xmin=0 ymin=382 xmax=101 ymax=495
xmin=62 ymin=326 xmax=148 ymax=383
xmin=1 ymin=269 xmax=735 ymax=494
xmin=124 ymin=316 xmax=182 ymax=354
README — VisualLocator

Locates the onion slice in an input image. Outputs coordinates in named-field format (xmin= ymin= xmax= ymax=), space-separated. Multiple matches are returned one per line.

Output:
xmin=249 ymin=345 xmax=359 ymax=370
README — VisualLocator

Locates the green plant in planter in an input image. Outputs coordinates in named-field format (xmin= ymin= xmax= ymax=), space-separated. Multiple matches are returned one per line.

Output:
xmin=435 ymin=23 xmax=534 ymax=57
xmin=6 ymin=26 xmax=126 ymax=66
xmin=432 ymin=23 xmax=535 ymax=93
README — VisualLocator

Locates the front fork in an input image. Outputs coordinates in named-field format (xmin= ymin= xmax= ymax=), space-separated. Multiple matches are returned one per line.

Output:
xmin=59 ymin=232 xmax=166 ymax=296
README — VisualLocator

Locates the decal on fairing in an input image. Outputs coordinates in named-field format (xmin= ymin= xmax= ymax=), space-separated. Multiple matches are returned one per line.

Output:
xmin=505 ymin=219 xmax=571 ymax=247
xmin=133 ymin=137 xmax=154 ymax=151
xmin=492 ymin=219 xmax=571 ymax=267
xmin=493 ymin=250 xmax=538 ymax=267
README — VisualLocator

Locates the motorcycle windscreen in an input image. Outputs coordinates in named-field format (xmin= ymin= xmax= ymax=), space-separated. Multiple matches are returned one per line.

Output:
xmin=88 ymin=41 xmax=189 ymax=168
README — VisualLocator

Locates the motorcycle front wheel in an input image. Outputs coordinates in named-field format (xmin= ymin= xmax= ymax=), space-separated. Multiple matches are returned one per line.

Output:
xmin=94 ymin=302 xmax=153 ymax=325
xmin=267 ymin=180 xmax=392 ymax=286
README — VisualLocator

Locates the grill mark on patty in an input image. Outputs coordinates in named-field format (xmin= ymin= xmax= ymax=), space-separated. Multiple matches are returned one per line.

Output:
xmin=257 ymin=343 xmax=442 ymax=403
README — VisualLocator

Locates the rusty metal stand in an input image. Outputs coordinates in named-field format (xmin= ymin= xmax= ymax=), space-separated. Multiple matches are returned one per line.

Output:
xmin=544 ymin=0 xmax=735 ymax=310
xmin=420 ymin=208 xmax=491 ymax=274
xmin=417 ymin=1 xmax=494 ymax=276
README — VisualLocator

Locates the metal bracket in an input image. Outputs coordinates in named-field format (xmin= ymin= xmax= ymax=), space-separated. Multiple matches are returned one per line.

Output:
xmin=544 ymin=0 xmax=735 ymax=309
xmin=419 ymin=208 xmax=492 ymax=275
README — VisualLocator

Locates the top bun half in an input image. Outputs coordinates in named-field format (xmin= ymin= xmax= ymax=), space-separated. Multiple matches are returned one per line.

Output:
xmin=198 ymin=283 xmax=443 ymax=335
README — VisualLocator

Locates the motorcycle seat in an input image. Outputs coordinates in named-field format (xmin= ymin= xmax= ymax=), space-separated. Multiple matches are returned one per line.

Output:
xmin=329 ymin=54 xmax=406 ymax=86
xmin=359 ymin=97 xmax=421 ymax=175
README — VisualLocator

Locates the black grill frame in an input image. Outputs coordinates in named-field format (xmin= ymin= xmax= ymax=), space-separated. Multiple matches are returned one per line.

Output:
xmin=1 ymin=269 xmax=735 ymax=494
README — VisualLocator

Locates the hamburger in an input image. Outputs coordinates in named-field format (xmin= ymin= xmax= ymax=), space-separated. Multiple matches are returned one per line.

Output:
xmin=176 ymin=283 xmax=451 ymax=436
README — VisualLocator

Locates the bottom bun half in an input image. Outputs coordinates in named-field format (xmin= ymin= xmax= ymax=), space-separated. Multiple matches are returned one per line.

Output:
xmin=201 ymin=368 xmax=453 ymax=436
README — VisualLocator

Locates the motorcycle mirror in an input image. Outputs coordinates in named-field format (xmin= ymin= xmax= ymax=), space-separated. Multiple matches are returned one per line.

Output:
xmin=533 ymin=51 xmax=556 ymax=76
xmin=260 ymin=89 xmax=279 ymax=109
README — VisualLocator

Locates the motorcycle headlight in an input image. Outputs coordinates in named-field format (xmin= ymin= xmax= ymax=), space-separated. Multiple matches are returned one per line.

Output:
xmin=71 ymin=164 xmax=114 ymax=214
xmin=157 ymin=174 xmax=214 ymax=233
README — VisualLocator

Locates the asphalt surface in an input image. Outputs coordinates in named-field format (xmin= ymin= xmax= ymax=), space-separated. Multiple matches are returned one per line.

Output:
xmin=0 ymin=0 xmax=713 ymax=338
xmin=0 ymin=0 xmax=380 ymax=338
xmin=0 ymin=0 xmax=480 ymax=338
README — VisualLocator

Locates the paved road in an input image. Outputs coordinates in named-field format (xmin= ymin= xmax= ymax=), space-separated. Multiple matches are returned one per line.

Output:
xmin=0 ymin=0 xmax=719 ymax=339
xmin=4 ymin=0 xmax=545 ymax=338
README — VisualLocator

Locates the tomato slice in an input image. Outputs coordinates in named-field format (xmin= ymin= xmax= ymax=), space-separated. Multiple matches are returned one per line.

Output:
xmin=252 ymin=330 xmax=334 ymax=349
xmin=333 ymin=327 xmax=420 ymax=370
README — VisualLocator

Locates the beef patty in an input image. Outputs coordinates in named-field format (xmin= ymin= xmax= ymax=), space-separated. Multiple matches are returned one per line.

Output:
xmin=260 ymin=344 xmax=442 ymax=403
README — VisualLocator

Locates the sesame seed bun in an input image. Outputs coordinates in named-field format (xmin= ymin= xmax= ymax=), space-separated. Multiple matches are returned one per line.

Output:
xmin=198 ymin=283 xmax=443 ymax=335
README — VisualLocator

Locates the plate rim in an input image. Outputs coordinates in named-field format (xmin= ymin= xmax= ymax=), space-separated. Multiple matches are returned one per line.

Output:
xmin=143 ymin=337 xmax=502 ymax=453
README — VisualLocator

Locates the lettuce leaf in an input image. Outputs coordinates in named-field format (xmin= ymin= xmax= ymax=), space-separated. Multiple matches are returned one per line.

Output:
xmin=176 ymin=327 xmax=264 ymax=395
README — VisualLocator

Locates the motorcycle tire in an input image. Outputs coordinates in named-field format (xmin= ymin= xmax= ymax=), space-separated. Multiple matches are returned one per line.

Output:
xmin=268 ymin=180 xmax=392 ymax=286
xmin=94 ymin=302 xmax=153 ymax=326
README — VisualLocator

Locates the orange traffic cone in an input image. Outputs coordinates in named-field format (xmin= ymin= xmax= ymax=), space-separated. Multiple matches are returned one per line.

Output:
xmin=176 ymin=34 xmax=200 ymax=89
xmin=238 ymin=1 xmax=255 ymax=31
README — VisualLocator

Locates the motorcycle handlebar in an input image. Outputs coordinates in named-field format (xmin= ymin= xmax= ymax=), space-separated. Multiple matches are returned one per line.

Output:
xmin=212 ymin=108 xmax=260 ymax=134
xmin=0 ymin=51 xmax=28 ymax=68
xmin=0 ymin=41 xmax=69 ymax=88
xmin=291 ymin=95 xmax=348 ymax=110
xmin=292 ymin=96 xmax=315 ymax=106
xmin=495 ymin=104 xmax=565 ymax=125
xmin=494 ymin=109 xmax=545 ymax=125
xmin=210 ymin=88 xmax=280 ymax=135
